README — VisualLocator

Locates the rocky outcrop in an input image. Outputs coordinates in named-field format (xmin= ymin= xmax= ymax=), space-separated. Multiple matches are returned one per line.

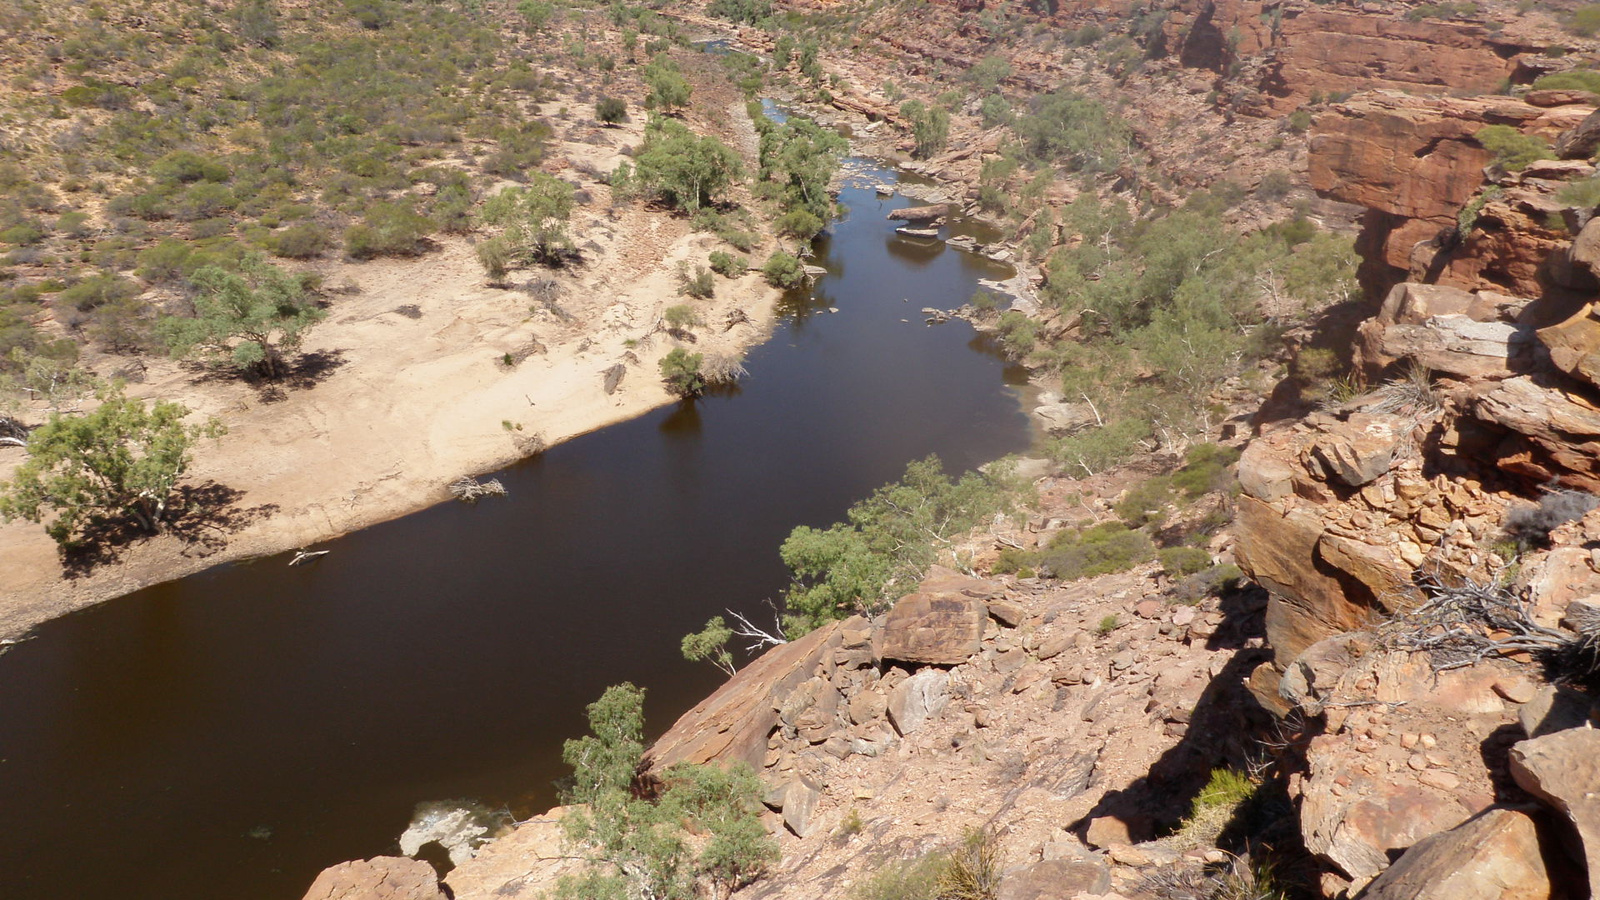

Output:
xmin=443 ymin=809 xmax=582 ymax=900
xmin=1359 ymin=807 xmax=1572 ymax=900
xmin=1309 ymin=92 xmax=1593 ymax=297
xmin=300 ymin=857 xmax=447 ymax=900
xmin=645 ymin=619 xmax=848 ymax=771
xmin=1160 ymin=0 xmax=1536 ymax=114
xmin=1510 ymin=728 xmax=1600 ymax=898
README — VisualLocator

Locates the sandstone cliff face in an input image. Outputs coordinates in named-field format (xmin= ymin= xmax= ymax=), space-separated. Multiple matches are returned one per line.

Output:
xmin=1309 ymin=92 xmax=1595 ymax=297
xmin=1162 ymin=1 xmax=1537 ymax=114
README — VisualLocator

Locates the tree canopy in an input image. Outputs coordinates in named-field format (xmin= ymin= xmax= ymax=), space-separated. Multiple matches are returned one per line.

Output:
xmin=477 ymin=173 xmax=577 ymax=279
xmin=779 ymin=456 xmax=1017 ymax=636
xmin=158 ymin=258 xmax=326 ymax=379
xmin=555 ymin=683 xmax=777 ymax=900
xmin=0 ymin=384 xmax=224 ymax=544
xmin=643 ymin=56 xmax=692 ymax=114
xmin=755 ymin=114 xmax=846 ymax=237
xmin=627 ymin=117 xmax=743 ymax=213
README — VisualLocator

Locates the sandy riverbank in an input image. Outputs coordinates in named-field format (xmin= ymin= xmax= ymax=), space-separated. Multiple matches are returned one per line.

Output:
xmin=0 ymin=104 xmax=784 ymax=641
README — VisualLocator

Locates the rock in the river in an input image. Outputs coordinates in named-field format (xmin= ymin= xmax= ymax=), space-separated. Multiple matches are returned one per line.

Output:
xmin=887 ymin=203 xmax=948 ymax=222
xmin=301 ymin=857 xmax=447 ymax=900
xmin=399 ymin=801 xmax=504 ymax=867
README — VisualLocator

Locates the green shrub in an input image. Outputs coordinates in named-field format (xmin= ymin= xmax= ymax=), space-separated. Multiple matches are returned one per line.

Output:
xmin=138 ymin=239 xmax=194 ymax=282
xmin=267 ymin=223 xmax=333 ymax=259
xmin=1116 ymin=476 xmax=1173 ymax=527
xmin=344 ymin=201 xmax=435 ymax=259
xmin=708 ymin=250 xmax=748 ymax=277
xmin=1036 ymin=522 xmax=1154 ymax=580
xmin=1571 ymin=4 xmax=1600 ymax=36
xmin=0 ymin=223 xmax=45 ymax=246
xmin=1159 ymin=546 xmax=1213 ymax=576
xmin=979 ymin=94 xmax=1013 ymax=128
xmin=1175 ymin=768 xmax=1259 ymax=848
xmin=1169 ymin=563 xmax=1244 ymax=604
xmin=1475 ymin=125 xmax=1553 ymax=172
xmin=57 ymin=272 xmax=139 ymax=311
xmin=1096 ymin=614 xmax=1119 ymax=636
xmin=678 ymin=265 xmax=714 ymax=299
xmin=776 ymin=208 xmax=824 ymax=240
xmin=660 ymin=346 xmax=705 ymax=397
xmin=994 ymin=311 xmax=1037 ymax=360
xmin=780 ymin=456 xmax=1016 ymax=636
xmin=1533 ymin=70 xmax=1600 ymax=93
xmin=761 ymin=250 xmax=805 ymax=288
xmin=1172 ymin=443 xmax=1241 ymax=497
xmin=1558 ymin=176 xmax=1600 ymax=209
xmin=151 ymin=150 xmax=230 ymax=185
xmin=595 ymin=95 xmax=627 ymax=124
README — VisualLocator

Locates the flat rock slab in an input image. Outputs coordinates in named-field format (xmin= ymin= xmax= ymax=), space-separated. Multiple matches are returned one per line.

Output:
xmin=302 ymin=857 xmax=446 ymax=900
xmin=997 ymin=858 xmax=1111 ymax=900
xmin=1510 ymin=728 xmax=1600 ymax=899
xmin=645 ymin=620 xmax=843 ymax=772
xmin=876 ymin=591 xmax=986 ymax=666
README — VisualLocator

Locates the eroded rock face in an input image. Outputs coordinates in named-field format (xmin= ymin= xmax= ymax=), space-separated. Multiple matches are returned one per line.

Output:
xmin=1360 ymin=807 xmax=1571 ymax=900
xmin=645 ymin=619 xmax=845 ymax=771
xmin=1510 ymin=728 xmax=1600 ymax=899
xmin=1310 ymin=92 xmax=1593 ymax=296
xmin=301 ymin=857 xmax=447 ymax=900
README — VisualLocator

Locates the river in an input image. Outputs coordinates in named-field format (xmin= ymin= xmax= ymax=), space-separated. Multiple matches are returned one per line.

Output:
xmin=0 ymin=154 xmax=1032 ymax=899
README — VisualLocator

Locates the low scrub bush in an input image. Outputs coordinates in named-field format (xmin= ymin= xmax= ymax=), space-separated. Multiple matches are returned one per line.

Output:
xmin=678 ymin=264 xmax=714 ymax=299
xmin=1172 ymin=443 xmax=1240 ymax=498
xmin=1116 ymin=477 xmax=1173 ymax=527
xmin=1159 ymin=546 xmax=1212 ymax=577
xmin=1505 ymin=489 xmax=1600 ymax=551
xmin=344 ymin=201 xmax=434 ymax=259
xmin=1475 ymin=125 xmax=1553 ymax=172
xmin=267 ymin=223 xmax=333 ymax=259
xmin=1169 ymin=563 xmax=1244 ymax=604
xmin=1032 ymin=522 xmax=1154 ymax=581
xmin=708 ymin=250 xmax=748 ymax=277
xmin=1534 ymin=69 xmax=1600 ymax=93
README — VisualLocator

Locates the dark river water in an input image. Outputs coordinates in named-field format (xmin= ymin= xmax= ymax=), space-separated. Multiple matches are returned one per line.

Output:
xmin=0 ymin=158 xmax=1031 ymax=900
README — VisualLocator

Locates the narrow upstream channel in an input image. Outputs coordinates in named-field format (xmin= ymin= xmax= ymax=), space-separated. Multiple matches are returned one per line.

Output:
xmin=0 ymin=156 xmax=1032 ymax=900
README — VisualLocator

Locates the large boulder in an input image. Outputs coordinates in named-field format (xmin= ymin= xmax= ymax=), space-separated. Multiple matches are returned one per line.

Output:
xmin=886 ymin=668 xmax=951 ymax=736
xmin=876 ymin=583 xmax=988 ymax=667
xmin=301 ymin=857 xmax=447 ymax=900
xmin=1311 ymin=414 xmax=1402 ymax=487
xmin=1509 ymin=728 xmax=1600 ymax=898
xmin=1558 ymin=107 xmax=1600 ymax=159
xmin=444 ymin=808 xmax=583 ymax=900
xmin=1471 ymin=376 xmax=1600 ymax=490
xmin=1301 ymin=773 xmax=1469 ymax=889
xmin=645 ymin=620 xmax=844 ymax=772
xmin=1233 ymin=497 xmax=1374 ymax=664
xmin=1539 ymin=301 xmax=1600 ymax=389
xmin=1361 ymin=807 xmax=1573 ymax=900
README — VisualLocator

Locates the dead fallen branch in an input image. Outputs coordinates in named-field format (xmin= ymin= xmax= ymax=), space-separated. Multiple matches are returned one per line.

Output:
xmin=449 ymin=475 xmax=508 ymax=503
